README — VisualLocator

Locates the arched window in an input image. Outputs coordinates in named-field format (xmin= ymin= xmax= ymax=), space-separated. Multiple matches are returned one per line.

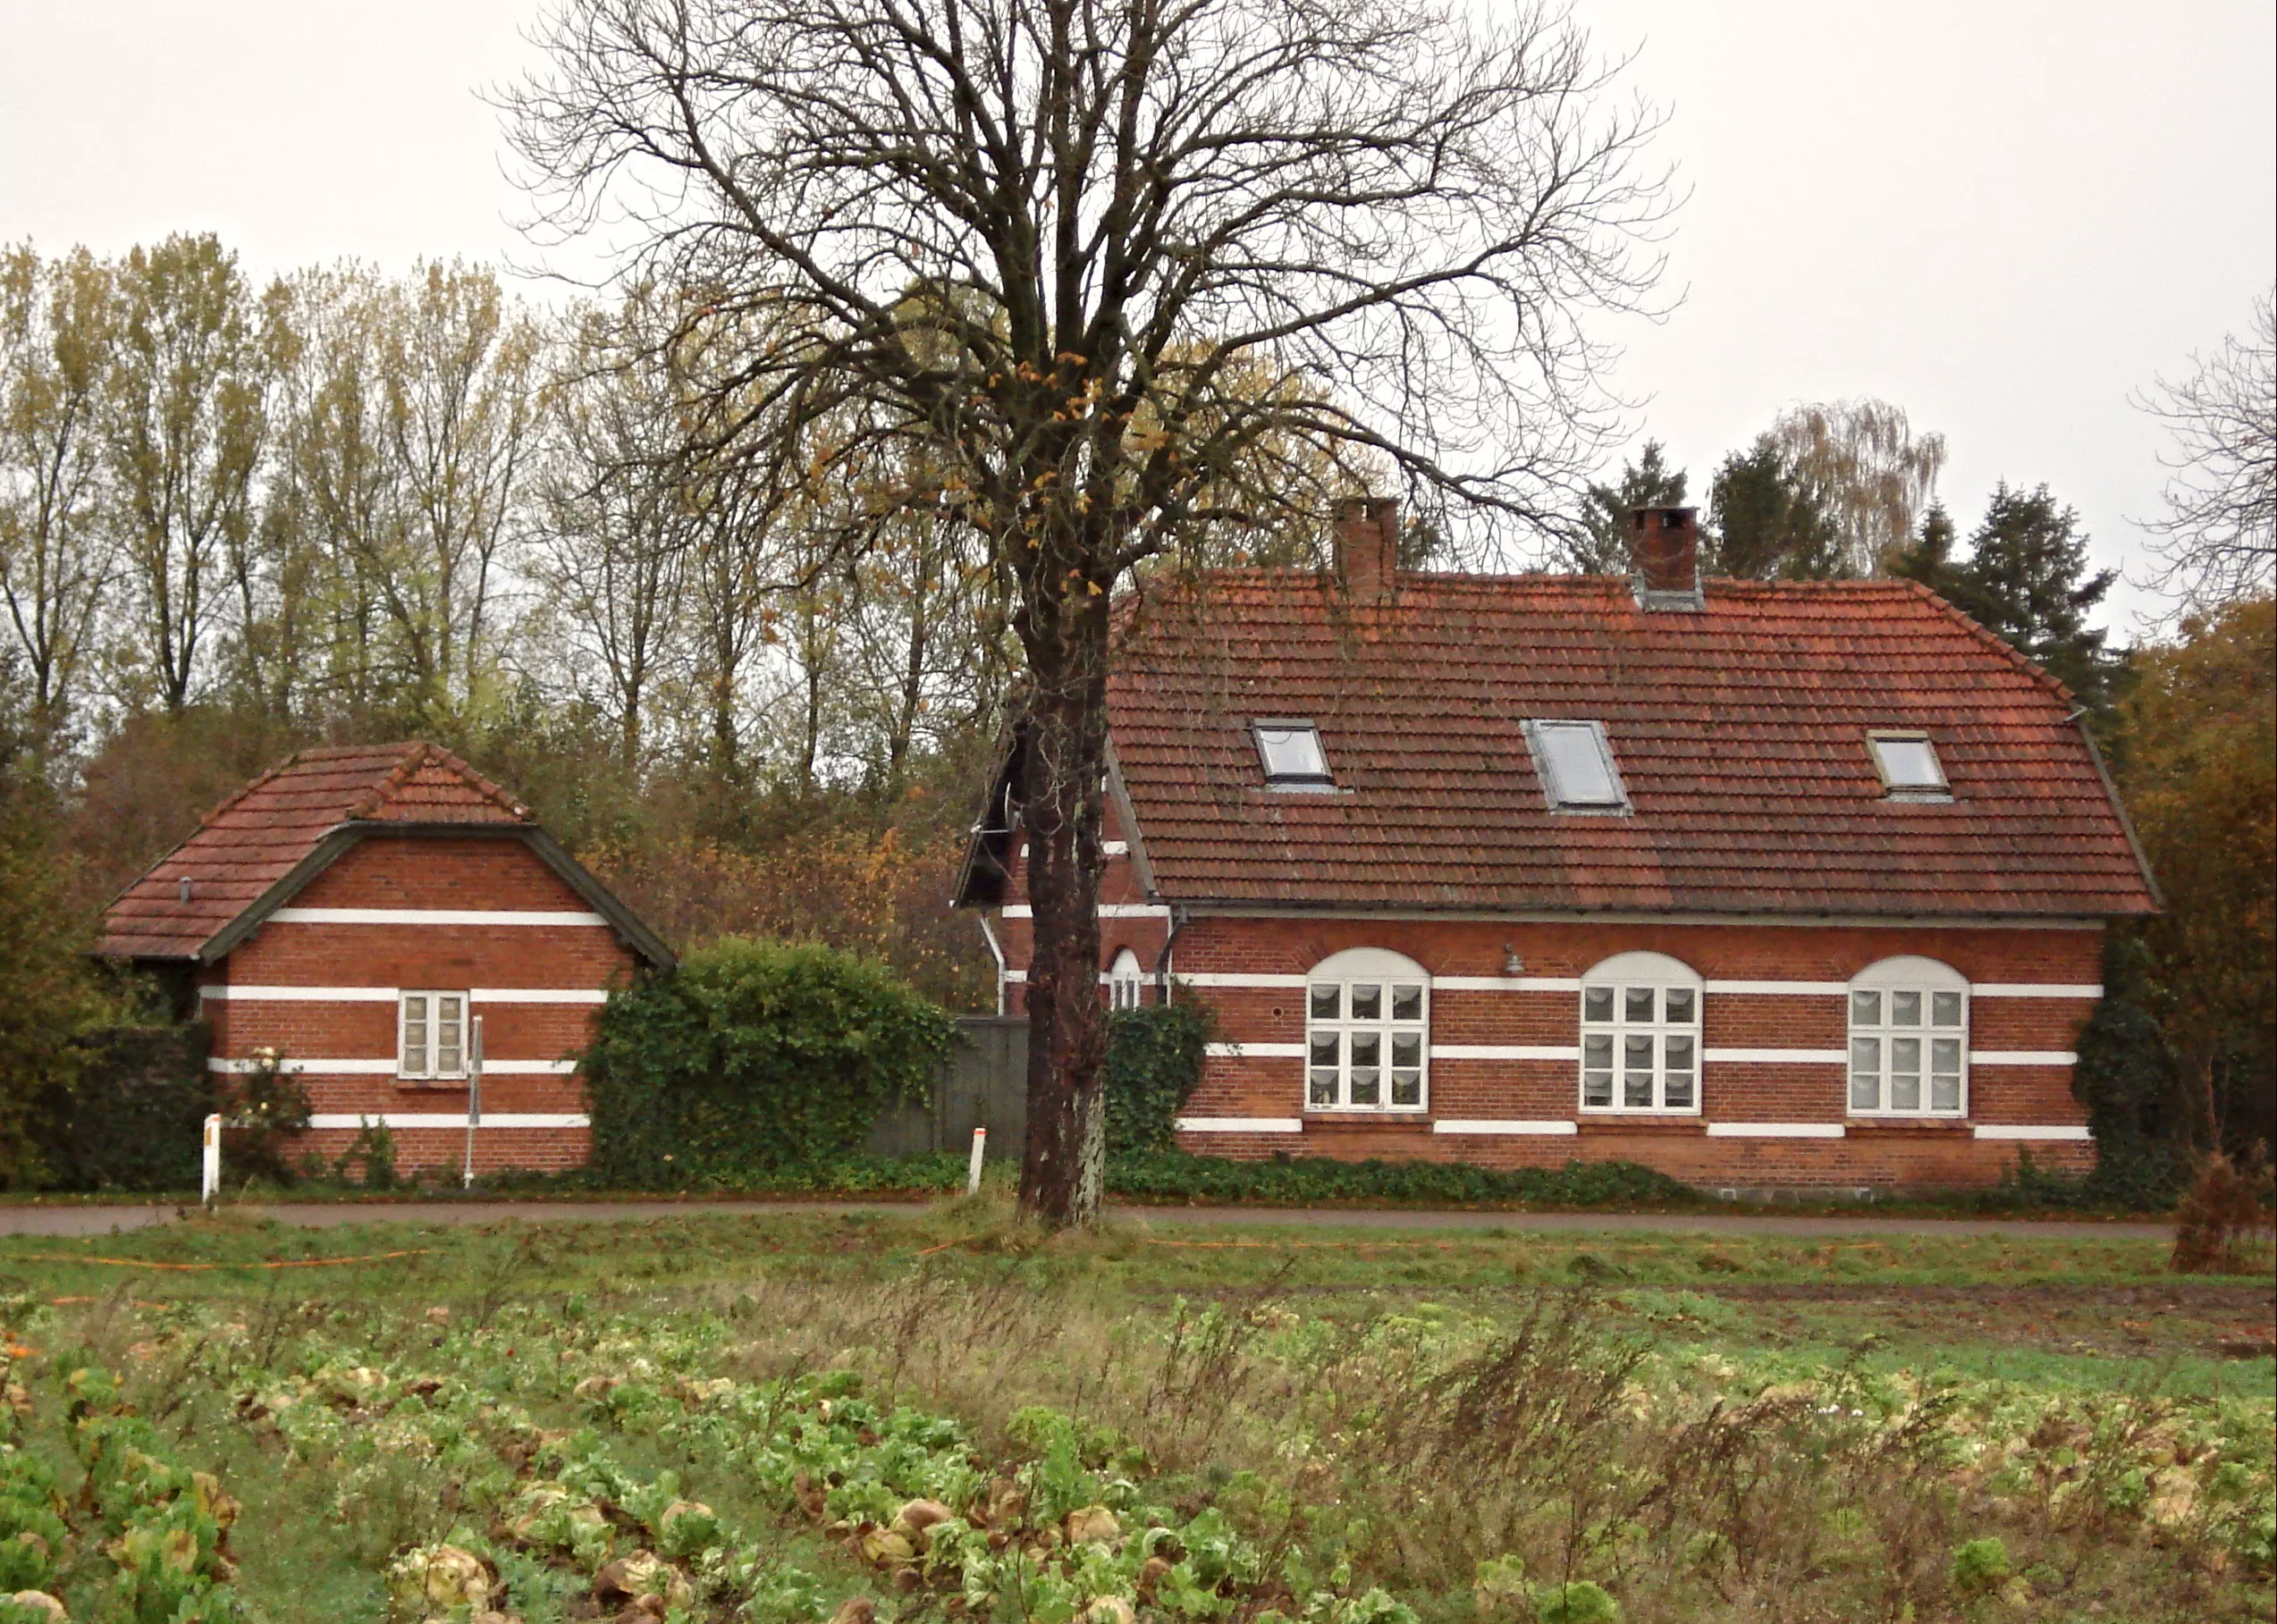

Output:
xmin=1849 ymin=956 xmax=1969 ymax=1116
xmin=1109 ymin=948 xmax=1145 ymax=1010
xmin=1579 ymin=951 xmax=1702 ymax=1114
xmin=1306 ymin=947 xmax=1429 ymax=1112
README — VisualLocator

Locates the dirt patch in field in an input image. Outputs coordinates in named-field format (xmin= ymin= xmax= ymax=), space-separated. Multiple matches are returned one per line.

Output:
xmin=1688 ymin=1280 xmax=2275 ymax=1361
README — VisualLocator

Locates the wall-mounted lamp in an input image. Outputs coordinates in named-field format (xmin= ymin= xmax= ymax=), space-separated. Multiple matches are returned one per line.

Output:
xmin=1502 ymin=943 xmax=1524 ymax=976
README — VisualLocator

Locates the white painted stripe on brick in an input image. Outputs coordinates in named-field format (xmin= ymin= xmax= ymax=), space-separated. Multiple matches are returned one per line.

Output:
xmin=1429 ymin=1044 xmax=1580 ymax=1062
xmin=1174 ymin=1116 xmax=1303 ymax=1134
xmin=1174 ymin=972 xmax=1308 ymax=989
xmin=208 ymin=1056 xmax=576 ymax=1075
xmin=306 ymin=1114 xmax=590 ymax=1131
xmin=1432 ymin=1119 xmax=1579 ymax=1136
xmin=1203 ymin=1041 xmax=1308 ymax=1059
xmin=1972 ymin=1123 xmax=2093 ymax=1141
xmin=471 ymin=989 xmax=611 ymax=1005
xmin=1703 ymin=1048 xmax=1847 ymax=1064
xmin=1702 ymin=980 xmax=1848 ymax=996
xmin=1705 ymin=1122 xmax=1847 ymax=1139
xmin=1970 ymin=1051 xmax=2078 ymax=1066
xmin=199 ymin=985 xmax=609 ymax=1005
xmin=268 ymin=907 xmax=610 ymax=927
xmin=1434 ymin=976 xmax=1584 ymax=992
xmin=209 ymin=1056 xmax=398 ymax=1075
xmin=1973 ymin=984 xmax=2104 ymax=998
xmin=999 ymin=904 xmax=1170 ymax=920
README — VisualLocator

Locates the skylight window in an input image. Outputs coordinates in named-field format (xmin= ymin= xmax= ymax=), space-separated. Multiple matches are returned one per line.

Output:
xmin=1254 ymin=719 xmax=1333 ymax=788
xmin=1525 ymin=719 xmax=1628 ymax=812
xmin=1868 ymin=731 xmax=1950 ymax=800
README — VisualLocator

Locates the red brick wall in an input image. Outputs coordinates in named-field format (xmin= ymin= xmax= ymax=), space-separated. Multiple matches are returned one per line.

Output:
xmin=201 ymin=834 xmax=640 ymax=1174
xmin=991 ymin=847 xmax=2109 ymax=1189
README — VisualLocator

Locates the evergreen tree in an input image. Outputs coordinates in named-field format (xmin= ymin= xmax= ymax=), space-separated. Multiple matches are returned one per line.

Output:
xmin=1893 ymin=484 xmax=2121 ymax=718
xmin=1565 ymin=440 xmax=1687 ymax=572
xmin=1707 ymin=436 xmax=1842 ymax=579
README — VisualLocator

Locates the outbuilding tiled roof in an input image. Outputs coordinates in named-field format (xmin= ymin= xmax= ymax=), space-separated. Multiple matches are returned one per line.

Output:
xmin=97 ymin=742 xmax=530 ymax=961
xmin=1102 ymin=571 xmax=2157 ymax=919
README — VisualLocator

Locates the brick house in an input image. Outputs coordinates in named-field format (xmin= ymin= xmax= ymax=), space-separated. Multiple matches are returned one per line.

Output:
xmin=957 ymin=503 xmax=2160 ymax=1191
xmin=97 ymin=743 xmax=672 ymax=1175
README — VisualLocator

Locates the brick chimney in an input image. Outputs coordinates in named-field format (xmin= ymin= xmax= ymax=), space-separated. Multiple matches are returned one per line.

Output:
xmin=1628 ymin=505 xmax=1701 ymax=610
xmin=1335 ymin=495 xmax=1400 ymax=602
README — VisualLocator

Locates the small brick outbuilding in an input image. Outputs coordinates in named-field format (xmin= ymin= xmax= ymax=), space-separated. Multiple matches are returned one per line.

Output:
xmin=957 ymin=503 xmax=2162 ymax=1194
xmin=97 ymin=743 xmax=672 ymax=1176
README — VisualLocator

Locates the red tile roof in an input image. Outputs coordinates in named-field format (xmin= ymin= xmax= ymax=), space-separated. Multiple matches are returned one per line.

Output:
xmin=1103 ymin=571 xmax=2157 ymax=919
xmin=97 ymin=742 xmax=530 ymax=961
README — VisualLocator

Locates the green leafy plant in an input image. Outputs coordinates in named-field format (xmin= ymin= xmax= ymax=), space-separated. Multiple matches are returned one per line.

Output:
xmin=334 ymin=1117 xmax=398 ymax=1190
xmin=583 ymin=938 xmax=957 ymax=1187
xmin=1531 ymin=1579 xmax=1617 ymax=1624
xmin=1949 ymin=1536 xmax=2011 ymax=1595
xmin=1103 ymin=1002 xmax=1214 ymax=1153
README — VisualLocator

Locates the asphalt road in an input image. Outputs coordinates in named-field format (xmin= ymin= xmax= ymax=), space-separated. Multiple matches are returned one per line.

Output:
xmin=0 ymin=1199 xmax=2172 ymax=1241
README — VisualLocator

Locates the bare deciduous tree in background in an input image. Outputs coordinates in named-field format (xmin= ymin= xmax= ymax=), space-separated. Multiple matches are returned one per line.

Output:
xmin=1766 ymin=398 xmax=1946 ymax=576
xmin=510 ymin=0 xmax=1668 ymax=1224
xmin=2136 ymin=291 xmax=2276 ymax=611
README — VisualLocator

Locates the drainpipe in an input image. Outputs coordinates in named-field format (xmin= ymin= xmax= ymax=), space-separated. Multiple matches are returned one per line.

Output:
xmin=1152 ymin=904 xmax=1192 ymax=1006
xmin=977 ymin=911 xmax=1008 ymax=1017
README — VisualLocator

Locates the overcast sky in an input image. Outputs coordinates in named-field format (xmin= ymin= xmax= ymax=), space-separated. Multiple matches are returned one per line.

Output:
xmin=3 ymin=0 xmax=2270 ymax=631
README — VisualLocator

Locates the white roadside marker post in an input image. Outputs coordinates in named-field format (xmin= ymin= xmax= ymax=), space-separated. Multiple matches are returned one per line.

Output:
xmin=200 ymin=1114 xmax=221 ymax=1207
xmin=966 ymin=1126 xmax=987 ymax=1196
xmin=463 ymin=1015 xmax=484 ymax=1190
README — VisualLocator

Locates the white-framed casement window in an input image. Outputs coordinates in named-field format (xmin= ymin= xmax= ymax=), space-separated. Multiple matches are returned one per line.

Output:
xmin=1306 ymin=947 xmax=1429 ymax=1112
xmin=1579 ymin=950 xmax=1701 ymax=1114
xmin=399 ymin=990 xmax=469 ymax=1081
xmin=1848 ymin=956 xmax=1969 ymax=1116
xmin=1109 ymin=948 xmax=1146 ymax=1010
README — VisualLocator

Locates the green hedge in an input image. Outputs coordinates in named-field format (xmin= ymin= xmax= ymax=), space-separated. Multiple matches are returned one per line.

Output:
xmin=29 ymin=1024 xmax=214 ymax=1191
xmin=1107 ymin=1149 xmax=1697 ymax=1206
xmin=583 ymin=938 xmax=957 ymax=1189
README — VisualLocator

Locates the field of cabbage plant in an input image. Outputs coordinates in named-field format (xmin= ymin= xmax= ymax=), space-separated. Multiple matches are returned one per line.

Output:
xmin=0 ymin=1204 xmax=2267 ymax=1624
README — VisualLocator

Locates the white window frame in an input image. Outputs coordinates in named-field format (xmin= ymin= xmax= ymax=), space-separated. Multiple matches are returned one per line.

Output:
xmin=1109 ymin=948 xmax=1146 ymax=1010
xmin=1866 ymin=729 xmax=1952 ymax=802
xmin=1252 ymin=719 xmax=1335 ymax=790
xmin=398 ymin=990 xmax=469 ymax=1081
xmin=1578 ymin=950 xmax=1702 ymax=1115
xmin=1305 ymin=947 xmax=1429 ymax=1113
xmin=1522 ymin=719 xmax=1631 ymax=813
xmin=1848 ymin=956 xmax=1969 ymax=1117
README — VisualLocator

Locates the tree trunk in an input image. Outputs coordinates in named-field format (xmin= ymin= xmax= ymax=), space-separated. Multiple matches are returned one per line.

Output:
xmin=1016 ymin=602 xmax=1113 ymax=1227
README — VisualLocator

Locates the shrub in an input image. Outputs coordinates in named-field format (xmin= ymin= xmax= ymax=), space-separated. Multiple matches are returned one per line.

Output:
xmin=1103 ymin=1002 xmax=1213 ymax=1152
xmin=1532 ymin=1580 xmax=1618 ymax=1624
xmin=28 ymin=1023 xmax=212 ymax=1191
xmin=2170 ymin=1151 xmax=2275 ymax=1274
xmin=584 ymin=938 xmax=957 ymax=1188
xmin=1948 ymin=1536 xmax=2011 ymax=1595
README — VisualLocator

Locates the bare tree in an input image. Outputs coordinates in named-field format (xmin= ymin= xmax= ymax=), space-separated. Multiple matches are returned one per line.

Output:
xmin=0 ymin=245 xmax=116 ymax=752
xmin=511 ymin=0 xmax=1666 ymax=1223
xmin=534 ymin=294 xmax=698 ymax=764
xmin=2135 ymin=291 xmax=2276 ymax=611
xmin=1766 ymin=398 xmax=1945 ymax=576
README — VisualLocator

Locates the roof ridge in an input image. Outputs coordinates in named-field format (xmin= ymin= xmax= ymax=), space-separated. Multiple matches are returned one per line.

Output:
xmin=349 ymin=741 xmax=531 ymax=823
xmin=1890 ymin=576 xmax=2079 ymax=708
